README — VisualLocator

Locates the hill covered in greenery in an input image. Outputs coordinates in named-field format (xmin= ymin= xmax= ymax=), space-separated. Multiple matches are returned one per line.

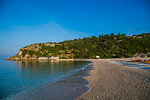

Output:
xmin=9 ymin=33 xmax=150 ymax=59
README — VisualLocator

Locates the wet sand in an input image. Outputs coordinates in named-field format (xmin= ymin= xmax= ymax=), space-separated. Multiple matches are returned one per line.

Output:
xmin=77 ymin=59 xmax=150 ymax=100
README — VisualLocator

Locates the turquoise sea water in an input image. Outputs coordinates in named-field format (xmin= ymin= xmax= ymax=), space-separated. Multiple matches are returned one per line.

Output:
xmin=0 ymin=59 xmax=90 ymax=100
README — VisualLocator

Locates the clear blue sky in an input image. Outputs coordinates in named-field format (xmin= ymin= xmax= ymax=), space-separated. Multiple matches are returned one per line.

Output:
xmin=0 ymin=0 xmax=150 ymax=57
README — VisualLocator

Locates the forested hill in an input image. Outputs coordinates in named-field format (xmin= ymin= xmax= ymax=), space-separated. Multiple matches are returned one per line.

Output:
xmin=9 ymin=33 xmax=150 ymax=59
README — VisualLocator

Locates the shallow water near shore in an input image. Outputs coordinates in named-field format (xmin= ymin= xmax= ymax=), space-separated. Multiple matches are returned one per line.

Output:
xmin=0 ymin=59 xmax=91 ymax=100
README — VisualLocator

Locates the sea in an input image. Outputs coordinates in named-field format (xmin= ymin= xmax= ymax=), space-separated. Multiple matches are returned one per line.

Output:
xmin=0 ymin=57 xmax=92 ymax=100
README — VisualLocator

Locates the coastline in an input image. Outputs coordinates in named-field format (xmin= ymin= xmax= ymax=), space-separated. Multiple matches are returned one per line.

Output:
xmin=3 ymin=58 xmax=150 ymax=99
xmin=11 ymin=60 xmax=93 ymax=100
xmin=77 ymin=59 xmax=150 ymax=100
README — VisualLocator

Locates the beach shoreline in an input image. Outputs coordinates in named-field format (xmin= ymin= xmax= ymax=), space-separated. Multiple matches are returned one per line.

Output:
xmin=77 ymin=59 xmax=150 ymax=100
xmin=10 ymin=60 xmax=93 ymax=100
xmin=3 ymin=58 xmax=150 ymax=100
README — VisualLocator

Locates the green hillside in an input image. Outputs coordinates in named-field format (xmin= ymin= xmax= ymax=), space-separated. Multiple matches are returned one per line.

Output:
xmin=10 ymin=33 xmax=150 ymax=59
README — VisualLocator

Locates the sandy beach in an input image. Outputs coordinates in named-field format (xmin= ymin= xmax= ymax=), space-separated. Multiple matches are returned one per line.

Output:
xmin=77 ymin=59 xmax=150 ymax=100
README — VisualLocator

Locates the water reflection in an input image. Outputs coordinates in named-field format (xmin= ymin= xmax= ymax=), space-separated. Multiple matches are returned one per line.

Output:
xmin=15 ymin=60 xmax=89 ymax=79
xmin=0 ymin=60 xmax=90 ymax=99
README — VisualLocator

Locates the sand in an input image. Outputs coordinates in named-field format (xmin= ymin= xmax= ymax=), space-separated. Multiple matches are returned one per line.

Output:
xmin=77 ymin=59 xmax=150 ymax=100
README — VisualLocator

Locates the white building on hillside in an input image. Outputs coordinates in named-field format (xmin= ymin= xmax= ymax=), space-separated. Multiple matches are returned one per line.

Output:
xmin=96 ymin=56 xmax=100 ymax=59
xmin=38 ymin=57 xmax=49 ymax=60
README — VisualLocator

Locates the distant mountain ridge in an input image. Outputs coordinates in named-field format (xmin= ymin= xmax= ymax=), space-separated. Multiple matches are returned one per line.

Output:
xmin=7 ymin=33 xmax=150 ymax=60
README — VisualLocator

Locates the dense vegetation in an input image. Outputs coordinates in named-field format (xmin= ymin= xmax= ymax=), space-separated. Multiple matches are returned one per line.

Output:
xmin=19 ymin=33 xmax=150 ymax=59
